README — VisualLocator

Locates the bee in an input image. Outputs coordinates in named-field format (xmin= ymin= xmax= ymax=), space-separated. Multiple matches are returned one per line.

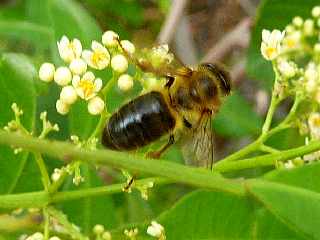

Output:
xmin=101 ymin=45 xmax=231 ymax=169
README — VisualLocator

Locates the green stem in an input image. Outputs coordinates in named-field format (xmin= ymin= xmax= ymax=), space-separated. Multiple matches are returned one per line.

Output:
xmin=43 ymin=208 xmax=50 ymax=240
xmin=0 ymin=130 xmax=245 ymax=196
xmin=1 ymin=137 xmax=320 ymax=209
xmin=262 ymin=92 xmax=280 ymax=135
xmin=34 ymin=152 xmax=51 ymax=191
xmin=215 ymin=140 xmax=320 ymax=172
xmin=259 ymin=144 xmax=279 ymax=153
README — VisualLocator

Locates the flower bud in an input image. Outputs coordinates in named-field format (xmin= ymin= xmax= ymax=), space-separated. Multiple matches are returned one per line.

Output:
xmin=118 ymin=74 xmax=134 ymax=91
xmin=102 ymin=231 xmax=112 ymax=240
xmin=54 ymin=67 xmax=72 ymax=86
xmin=121 ymin=40 xmax=135 ymax=54
xmin=88 ymin=96 xmax=105 ymax=115
xmin=49 ymin=237 xmax=61 ymax=240
xmin=111 ymin=54 xmax=128 ymax=73
xmin=304 ymin=19 xmax=314 ymax=36
xmin=277 ymin=60 xmax=296 ymax=78
xmin=93 ymin=224 xmax=105 ymax=235
xmin=60 ymin=86 xmax=78 ymax=105
xmin=56 ymin=99 xmax=70 ymax=115
xmin=312 ymin=6 xmax=320 ymax=18
xmin=39 ymin=63 xmax=55 ymax=82
xmin=69 ymin=58 xmax=87 ymax=75
xmin=102 ymin=30 xmax=119 ymax=47
xmin=292 ymin=16 xmax=303 ymax=27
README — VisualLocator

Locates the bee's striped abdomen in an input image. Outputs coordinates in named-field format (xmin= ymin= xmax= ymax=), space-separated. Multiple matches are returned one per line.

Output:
xmin=102 ymin=91 xmax=175 ymax=150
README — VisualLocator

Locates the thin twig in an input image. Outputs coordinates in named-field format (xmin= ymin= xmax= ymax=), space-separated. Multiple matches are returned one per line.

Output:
xmin=202 ymin=17 xmax=251 ymax=63
xmin=230 ymin=58 xmax=246 ymax=85
xmin=157 ymin=0 xmax=189 ymax=44
xmin=237 ymin=0 xmax=256 ymax=16
xmin=173 ymin=15 xmax=198 ymax=65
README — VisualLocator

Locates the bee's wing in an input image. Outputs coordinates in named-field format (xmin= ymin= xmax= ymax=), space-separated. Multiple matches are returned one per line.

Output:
xmin=180 ymin=115 xmax=215 ymax=169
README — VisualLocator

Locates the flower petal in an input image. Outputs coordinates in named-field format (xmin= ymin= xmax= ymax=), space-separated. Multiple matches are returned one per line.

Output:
xmin=262 ymin=29 xmax=271 ymax=43
xmin=94 ymin=78 xmax=103 ymax=92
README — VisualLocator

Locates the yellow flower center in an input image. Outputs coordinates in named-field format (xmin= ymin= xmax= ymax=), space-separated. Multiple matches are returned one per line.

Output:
xmin=92 ymin=52 xmax=105 ymax=65
xmin=266 ymin=47 xmax=277 ymax=58
xmin=312 ymin=117 xmax=320 ymax=128
xmin=286 ymin=39 xmax=296 ymax=48
xmin=79 ymin=80 xmax=94 ymax=98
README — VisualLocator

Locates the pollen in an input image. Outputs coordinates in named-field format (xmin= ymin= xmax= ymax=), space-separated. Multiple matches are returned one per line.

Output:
xmin=266 ymin=47 xmax=276 ymax=58
xmin=79 ymin=79 xmax=94 ymax=98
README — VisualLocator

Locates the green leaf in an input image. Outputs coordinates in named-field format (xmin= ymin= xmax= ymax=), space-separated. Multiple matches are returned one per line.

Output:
xmin=112 ymin=189 xmax=301 ymax=239
xmin=247 ymin=0 xmax=319 ymax=88
xmin=49 ymin=0 xmax=102 ymax=48
xmin=61 ymin=164 xmax=117 ymax=234
xmin=0 ymin=20 xmax=53 ymax=49
xmin=248 ymin=180 xmax=320 ymax=239
xmin=213 ymin=91 xmax=263 ymax=138
xmin=0 ymin=53 xmax=36 ymax=194
xmin=158 ymin=190 xmax=253 ymax=239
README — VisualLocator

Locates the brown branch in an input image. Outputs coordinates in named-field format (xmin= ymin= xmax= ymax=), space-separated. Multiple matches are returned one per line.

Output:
xmin=201 ymin=17 xmax=251 ymax=63
xmin=157 ymin=0 xmax=189 ymax=44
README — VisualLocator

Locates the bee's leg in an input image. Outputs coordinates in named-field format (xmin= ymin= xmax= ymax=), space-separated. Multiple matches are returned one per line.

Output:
xmin=123 ymin=175 xmax=135 ymax=192
xmin=165 ymin=76 xmax=175 ymax=88
xmin=146 ymin=135 xmax=175 ymax=159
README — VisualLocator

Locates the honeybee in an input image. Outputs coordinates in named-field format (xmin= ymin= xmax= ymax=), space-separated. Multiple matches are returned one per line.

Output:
xmin=102 ymin=44 xmax=231 ymax=169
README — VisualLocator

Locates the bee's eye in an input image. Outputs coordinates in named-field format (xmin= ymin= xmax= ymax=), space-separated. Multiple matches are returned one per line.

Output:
xmin=190 ymin=86 xmax=201 ymax=103
xmin=201 ymin=63 xmax=231 ymax=96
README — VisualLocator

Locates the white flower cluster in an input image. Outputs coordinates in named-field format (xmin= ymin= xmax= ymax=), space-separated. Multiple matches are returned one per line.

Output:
xmin=261 ymin=6 xmax=320 ymax=165
xmin=39 ymin=31 xmax=137 ymax=116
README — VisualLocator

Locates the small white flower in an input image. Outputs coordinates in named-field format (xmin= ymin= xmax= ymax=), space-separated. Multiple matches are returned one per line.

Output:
xmin=277 ymin=59 xmax=296 ymax=78
xmin=72 ymin=72 xmax=103 ymax=100
xmin=60 ymin=86 xmax=78 ymax=105
xmin=118 ymin=74 xmax=134 ymax=91
xmin=102 ymin=231 xmax=112 ymax=240
xmin=102 ymin=30 xmax=119 ymax=47
xmin=57 ymin=36 xmax=82 ymax=63
xmin=82 ymin=41 xmax=110 ymax=70
xmin=304 ymin=19 xmax=314 ymax=36
xmin=147 ymin=221 xmax=165 ymax=239
xmin=88 ymin=96 xmax=105 ymax=115
xmin=150 ymin=44 xmax=174 ymax=67
xmin=39 ymin=63 xmax=55 ymax=82
xmin=308 ymin=112 xmax=320 ymax=139
xmin=284 ymin=160 xmax=295 ymax=169
xmin=121 ymin=40 xmax=135 ymax=54
xmin=69 ymin=58 xmax=87 ymax=75
xmin=51 ymin=168 xmax=62 ymax=182
xmin=260 ymin=29 xmax=285 ymax=60
xmin=312 ymin=6 xmax=320 ymax=18
xmin=93 ymin=224 xmax=105 ymax=235
xmin=283 ymin=31 xmax=301 ymax=50
xmin=54 ymin=67 xmax=72 ymax=86
xmin=49 ymin=236 xmax=61 ymax=240
xmin=111 ymin=54 xmax=128 ymax=73
xmin=292 ymin=16 xmax=303 ymax=27
xmin=305 ymin=62 xmax=318 ymax=93
xmin=56 ymin=99 xmax=70 ymax=115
